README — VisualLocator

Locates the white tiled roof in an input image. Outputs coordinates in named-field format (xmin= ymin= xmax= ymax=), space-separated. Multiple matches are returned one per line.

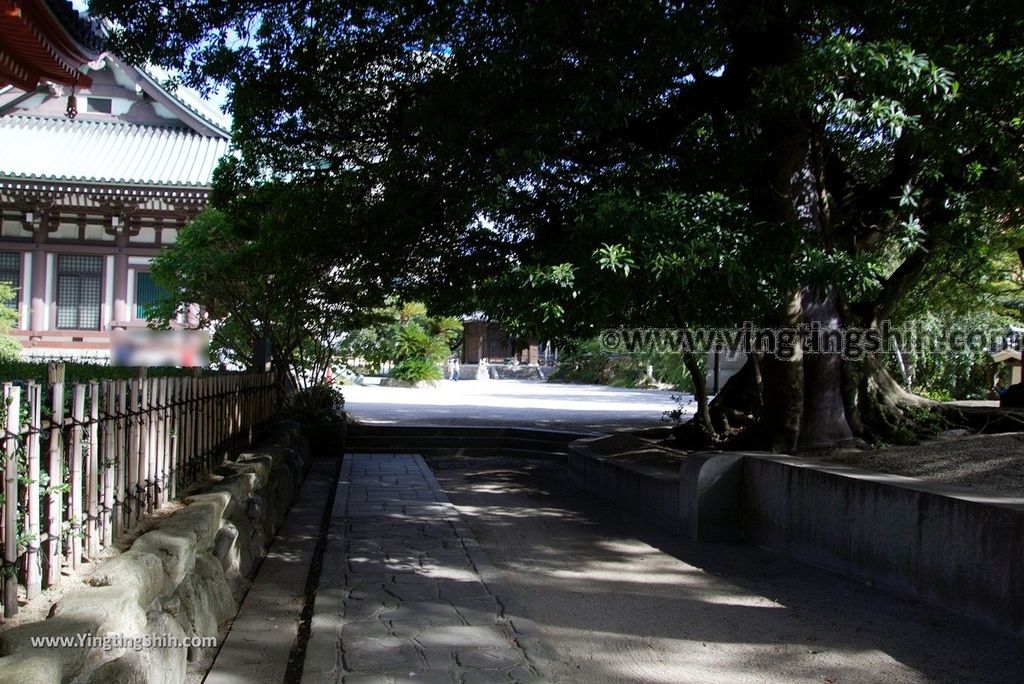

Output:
xmin=0 ymin=115 xmax=230 ymax=187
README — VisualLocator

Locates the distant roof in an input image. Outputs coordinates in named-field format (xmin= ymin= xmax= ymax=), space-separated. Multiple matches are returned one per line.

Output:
xmin=112 ymin=56 xmax=231 ymax=137
xmin=0 ymin=114 xmax=230 ymax=187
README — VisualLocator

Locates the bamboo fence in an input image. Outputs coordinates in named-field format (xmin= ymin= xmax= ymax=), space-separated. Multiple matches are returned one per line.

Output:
xmin=0 ymin=365 xmax=275 ymax=619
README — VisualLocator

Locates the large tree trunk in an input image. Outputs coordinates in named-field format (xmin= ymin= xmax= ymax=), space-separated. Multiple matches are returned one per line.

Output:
xmin=798 ymin=292 xmax=855 ymax=447
xmin=681 ymin=344 xmax=934 ymax=451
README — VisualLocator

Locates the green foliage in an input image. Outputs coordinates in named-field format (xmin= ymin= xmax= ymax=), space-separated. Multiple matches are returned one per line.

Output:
xmin=0 ymin=360 xmax=196 ymax=385
xmin=149 ymin=204 xmax=387 ymax=388
xmin=0 ymin=283 xmax=21 ymax=362
xmin=391 ymin=358 xmax=444 ymax=383
xmin=547 ymin=337 xmax=701 ymax=391
xmin=339 ymin=301 xmax=461 ymax=381
xmin=885 ymin=311 xmax=1017 ymax=400
xmin=97 ymin=1 xmax=1024 ymax=437
xmin=279 ymin=385 xmax=346 ymax=424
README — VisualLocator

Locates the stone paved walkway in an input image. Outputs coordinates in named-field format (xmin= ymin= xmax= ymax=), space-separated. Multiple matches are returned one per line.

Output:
xmin=206 ymin=458 xmax=337 ymax=684
xmin=301 ymin=454 xmax=569 ymax=683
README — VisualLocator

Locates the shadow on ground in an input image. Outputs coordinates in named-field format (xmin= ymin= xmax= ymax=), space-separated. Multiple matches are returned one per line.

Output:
xmin=428 ymin=454 xmax=1024 ymax=684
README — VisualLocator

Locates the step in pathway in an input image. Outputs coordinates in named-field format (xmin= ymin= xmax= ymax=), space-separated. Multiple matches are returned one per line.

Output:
xmin=301 ymin=453 xmax=570 ymax=683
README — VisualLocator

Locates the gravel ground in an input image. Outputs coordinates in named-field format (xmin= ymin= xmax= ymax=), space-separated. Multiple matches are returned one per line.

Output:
xmin=428 ymin=454 xmax=1024 ymax=684
xmin=806 ymin=432 xmax=1024 ymax=497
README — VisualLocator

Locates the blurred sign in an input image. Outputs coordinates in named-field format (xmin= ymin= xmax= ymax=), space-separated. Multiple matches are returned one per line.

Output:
xmin=111 ymin=329 xmax=209 ymax=367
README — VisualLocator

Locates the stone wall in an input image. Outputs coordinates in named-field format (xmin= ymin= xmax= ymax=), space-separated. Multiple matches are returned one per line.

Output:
xmin=0 ymin=421 xmax=310 ymax=683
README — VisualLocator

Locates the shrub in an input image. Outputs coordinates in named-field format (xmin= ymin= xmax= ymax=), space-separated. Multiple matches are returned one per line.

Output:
xmin=280 ymin=384 xmax=346 ymax=424
xmin=391 ymin=358 xmax=443 ymax=383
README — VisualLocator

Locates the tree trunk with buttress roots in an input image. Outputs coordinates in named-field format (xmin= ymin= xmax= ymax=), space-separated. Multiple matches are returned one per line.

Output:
xmin=676 ymin=131 xmax=938 ymax=451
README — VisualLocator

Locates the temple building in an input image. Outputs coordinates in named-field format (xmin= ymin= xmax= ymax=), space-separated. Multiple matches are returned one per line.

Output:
xmin=0 ymin=0 xmax=229 ymax=360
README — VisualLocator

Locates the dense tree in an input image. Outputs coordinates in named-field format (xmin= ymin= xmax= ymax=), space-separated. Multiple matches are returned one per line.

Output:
xmin=148 ymin=178 xmax=390 ymax=390
xmin=338 ymin=300 xmax=462 ymax=381
xmin=95 ymin=0 xmax=1024 ymax=449
xmin=0 ymin=284 xmax=22 ymax=362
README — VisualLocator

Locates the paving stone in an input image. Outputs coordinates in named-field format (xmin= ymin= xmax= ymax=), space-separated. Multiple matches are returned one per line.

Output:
xmin=343 ymin=636 xmax=423 ymax=671
xmin=379 ymin=601 xmax=466 ymax=627
xmin=454 ymin=646 xmax=527 ymax=669
xmin=415 ymin=625 xmax=513 ymax=650
xmin=342 ymin=619 xmax=393 ymax=638
xmin=302 ymin=454 xmax=563 ymax=684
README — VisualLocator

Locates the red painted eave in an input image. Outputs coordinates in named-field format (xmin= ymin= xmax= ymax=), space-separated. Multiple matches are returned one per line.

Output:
xmin=0 ymin=0 xmax=97 ymax=90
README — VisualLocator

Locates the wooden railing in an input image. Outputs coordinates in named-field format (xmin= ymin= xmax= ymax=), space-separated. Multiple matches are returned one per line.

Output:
xmin=0 ymin=366 xmax=276 ymax=619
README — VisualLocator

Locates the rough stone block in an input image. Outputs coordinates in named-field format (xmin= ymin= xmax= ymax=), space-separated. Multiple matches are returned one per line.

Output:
xmin=87 ymin=550 xmax=165 ymax=610
xmin=86 ymin=613 xmax=187 ymax=684
xmin=0 ymin=652 xmax=63 ymax=684
xmin=167 ymin=553 xmax=235 ymax=662
xmin=159 ymin=498 xmax=225 ymax=552
xmin=233 ymin=454 xmax=275 ymax=488
xmin=133 ymin=528 xmax=197 ymax=595
xmin=209 ymin=472 xmax=259 ymax=513
xmin=0 ymin=616 xmax=100 ymax=677
xmin=51 ymin=585 xmax=148 ymax=638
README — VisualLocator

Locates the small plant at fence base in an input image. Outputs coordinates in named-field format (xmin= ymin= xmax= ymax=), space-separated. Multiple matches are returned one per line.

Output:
xmin=279 ymin=385 xmax=346 ymax=424
xmin=280 ymin=385 xmax=347 ymax=456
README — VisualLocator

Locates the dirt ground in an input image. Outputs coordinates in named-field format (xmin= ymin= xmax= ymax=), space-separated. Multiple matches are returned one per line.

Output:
xmin=429 ymin=453 xmax=1024 ymax=683
xmin=804 ymin=432 xmax=1024 ymax=497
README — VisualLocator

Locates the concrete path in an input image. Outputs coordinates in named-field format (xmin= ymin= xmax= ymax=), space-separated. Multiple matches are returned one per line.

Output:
xmin=209 ymin=450 xmax=1024 ymax=683
xmin=343 ymin=381 xmax=691 ymax=431
xmin=301 ymin=454 xmax=570 ymax=683
xmin=206 ymin=459 xmax=338 ymax=684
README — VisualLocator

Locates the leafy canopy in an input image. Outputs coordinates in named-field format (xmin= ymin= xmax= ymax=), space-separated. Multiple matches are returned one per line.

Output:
xmin=97 ymin=1 xmax=1024 ymax=340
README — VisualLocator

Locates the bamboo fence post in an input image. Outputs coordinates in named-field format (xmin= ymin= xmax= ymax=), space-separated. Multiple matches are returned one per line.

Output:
xmin=232 ymin=377 xmax=238 ymax=447
xmin=46 ymin=363 xmax=64 ymax=589
xmin=3 ymin=384 xmax=20 ymax=618
xmin=162 ymin=377 xmax=170 ymax=505
xmin=153 ymin=378 xmax=164 ymax=508
xmin=191 ymin=376 xmax=199 ymax=484
xmin=242 ymin=374 xmax=251 ymax=441
xmin=140 ymin=376 xmax=152 ymax=516
xmin=86 ymin=382 xmax=99 ymax=560
xmin=115 ymin=379 xmax=128 ymax=536
xmin=101 ymin=381 xmax=115 ymax=548
xmin=168 ymin=378 xmax=178 ymax=500
xmin=179 ymin=377 xmax=189 ymax=489
xmin=68 ymin=384 xmax=85 ymax=571
xmin=200 ymin=377 xmax=209 ymax=475
xmin=216 ymin=376 xmax=225 ymax=463
xmin=161 ymin=378 xmax=170 ymax=504
xmin=128 ymin=370 xmax=142 ymax=530
xmin=25 ymin=382 xmax=41 ymax=600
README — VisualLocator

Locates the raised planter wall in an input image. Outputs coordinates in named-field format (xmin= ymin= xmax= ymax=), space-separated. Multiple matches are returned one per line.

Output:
xmin=569 ymin=437 xmax=1024 ymax=640
xmin=0 ymin=421 xmax=311 ymax=683
xmin=739 ymin=454 xmax=1024 ymax=638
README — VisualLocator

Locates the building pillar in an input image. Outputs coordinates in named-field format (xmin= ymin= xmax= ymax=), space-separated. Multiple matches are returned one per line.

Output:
xmin=112 ymin=218 xmax=129 ymax=327
xmin=112 ymin=253 xmax=128 ymax=326
xmin=29 ymin=247 xmax=46 ymax=337
xmin=29 ymin=213 xmax=48 ymax=338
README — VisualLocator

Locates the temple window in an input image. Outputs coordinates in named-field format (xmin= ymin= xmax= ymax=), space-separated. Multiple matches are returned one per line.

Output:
xmin=56 ymin=255 xmax=102 ymax=329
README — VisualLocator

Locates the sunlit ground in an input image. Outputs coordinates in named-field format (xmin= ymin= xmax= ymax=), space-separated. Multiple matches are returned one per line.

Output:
xmin=342 ymin=379 xmax=693 ymax=431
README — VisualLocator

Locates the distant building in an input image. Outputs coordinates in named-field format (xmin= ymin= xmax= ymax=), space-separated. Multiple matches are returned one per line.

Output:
xmin=461 ymin=316 xmax=545 ymax=366
xmin=0 ymin=2 xmax=229 ymax=360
